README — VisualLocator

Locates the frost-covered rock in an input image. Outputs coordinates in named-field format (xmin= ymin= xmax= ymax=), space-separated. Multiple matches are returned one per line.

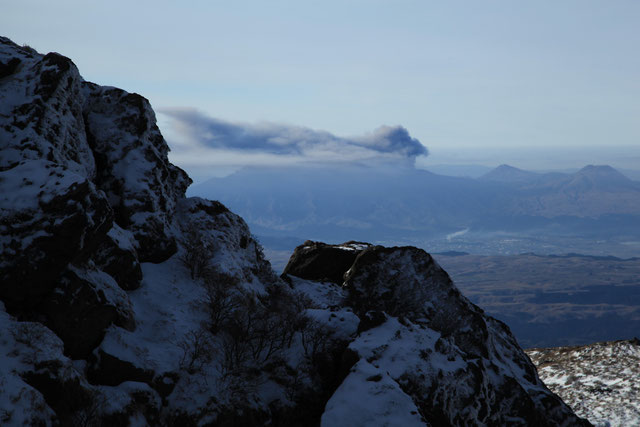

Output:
xmin=0 ymin=35 xmax=190 ymax=423
xmin=83 ymin=84 xmax=190 ymax=262
xmin=0 ymin=302 xmax=155 ymax=426
xmin=527 ymin=339 xmax=640 ymax=427
xmin=285 ymin=242 xmax=591 ymax=426
xmin=40 ymin=266 xmax=136 ymax=359
xmin=0 ymin=35 xmax=187 ymax=361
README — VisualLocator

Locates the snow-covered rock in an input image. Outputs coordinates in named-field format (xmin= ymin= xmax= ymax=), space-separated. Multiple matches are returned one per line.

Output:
xmin=285 ymin=242 xmax=590 ymax=426
xmin=0 ymin=36 xmax=591 ymax=425
xmin=527 ymin=339 xmax=640 ymax=427
xmin=83 ymin=83 xmax=190 ymax=262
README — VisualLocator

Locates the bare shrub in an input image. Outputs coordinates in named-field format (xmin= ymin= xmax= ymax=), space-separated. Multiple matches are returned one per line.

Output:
xmin=261 ymin=284 xmax=310 ymax=347
xmin=68 ymin=392 xmax=104 ymax=427
xmin=179 ymin=225 xmax=215 ymax=279
xmin=178 ymin=329 xmax=214 ymax=374
xmin=202 ymin=269 xmax=240 ymax=334
xmin=215 ymin=286 xmax=308 ymax=377
xmin=282 ymin=362 xmax=311 ymax=402
xmin=300 ymin=319 xmax=335 ymax=362
xmin=217 ymin=296 xmax=285 ymax=372
xmin=12 ymin=323 xmax=46 ymax=365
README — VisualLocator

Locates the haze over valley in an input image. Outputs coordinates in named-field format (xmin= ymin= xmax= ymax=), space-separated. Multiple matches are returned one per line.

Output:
xmin=189 ymin=162 xmax=640 ymax=260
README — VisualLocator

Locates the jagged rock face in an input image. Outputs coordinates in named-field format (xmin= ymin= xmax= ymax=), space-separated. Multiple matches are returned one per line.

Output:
xmin=0 ymin=177 xmax=112 ymax=312
xmin=83 ymin=84 xmax=190 ymax=262
xmin=284 ymin=242 xmax=591 ymax=426
xmin=0 ymin=305 xmax=161 ymax=425
xmin=176 ymin=197 xmax=276 ymax=285
xmin=344 ymin=246 xmax=489 ymax=357
xmin=0 ymin=36 xmax=186 ymax=360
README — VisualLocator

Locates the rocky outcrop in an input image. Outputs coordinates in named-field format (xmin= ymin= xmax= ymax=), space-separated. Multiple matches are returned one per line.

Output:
xmin=0 ymin=176 xmax=112 ymax=313
xmin=344 ymin=246 xmax=490 ymax=357
xmin=0 ymin=35 xmax=185 ymax=361
xmin=283 ymin=242 xmax=591 ymax=426
xmin=83 ymin=84 xmax=191 ymax=262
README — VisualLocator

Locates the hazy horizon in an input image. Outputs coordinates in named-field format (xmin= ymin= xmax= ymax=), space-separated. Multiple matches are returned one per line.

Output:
xmin=3 ymin=1 xmax=639 ymax=182
xmin=175 ymin=141 xmax=640 ymax=183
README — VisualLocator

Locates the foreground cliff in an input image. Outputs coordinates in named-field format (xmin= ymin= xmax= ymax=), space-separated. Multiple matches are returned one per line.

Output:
xmin=0 ymin=37 xmax=589 ymax=426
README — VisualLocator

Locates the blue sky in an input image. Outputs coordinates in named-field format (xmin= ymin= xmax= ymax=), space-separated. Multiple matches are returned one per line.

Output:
xmin=3 ymin=1 xmax=639 ymax=174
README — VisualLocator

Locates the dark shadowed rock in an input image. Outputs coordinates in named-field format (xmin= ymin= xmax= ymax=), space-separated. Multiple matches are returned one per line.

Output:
xmin=357 ymin=310 xmax=387 ymax=333
xmin=0 ymin=178 xmax=112 ymax=314
xmin=282 ymin=240 xmax=371 ymax=284
xmin=344 ymin=245 xmax=490 ymax=357
xmin=22 ymin=360 xmax=95 ymax=426
xmin=88 ymin=349 xmax=155 ymax=386
xmin=0 ymin=35 xmax=190 ymax=361
xmin=0 ymin=56 xmax=20 ymax=78
xmin=93 ymin=225 xmax=143 ymax=291
xmin=40 ymin=267 xmax=135 ymax=359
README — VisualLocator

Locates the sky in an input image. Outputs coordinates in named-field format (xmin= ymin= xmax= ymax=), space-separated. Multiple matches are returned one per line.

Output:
xmin=3 ymin=0 xmax=640 ymax=178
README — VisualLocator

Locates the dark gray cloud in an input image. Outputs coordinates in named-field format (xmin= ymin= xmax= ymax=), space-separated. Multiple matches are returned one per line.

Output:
xmin=160 ymin=109 xmax=428 ymax=167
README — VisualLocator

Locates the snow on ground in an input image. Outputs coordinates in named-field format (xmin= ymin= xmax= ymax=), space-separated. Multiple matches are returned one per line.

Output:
xmin=527 ymin=339 xmax=640 ymax=427
xmin=322 ymin=359 xmax=425 ymax=427
xmin=98 ymin=257 xmax=209 ymax=374
xmin=288 ymin=275 xmax=348 ymax=308
xmin=0 ymin=304 xmax=58 ymax=426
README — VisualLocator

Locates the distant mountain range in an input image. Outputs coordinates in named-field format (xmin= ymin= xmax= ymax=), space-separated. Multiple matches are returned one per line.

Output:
xmin=479 ymin=164 xmax=640 ymax=217
xmin=189 ymin=163 xmax=640 ymax=248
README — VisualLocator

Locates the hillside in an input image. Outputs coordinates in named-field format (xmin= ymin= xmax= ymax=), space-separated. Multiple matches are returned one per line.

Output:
xmin=0 ymin=37 xmax=590 ymax=425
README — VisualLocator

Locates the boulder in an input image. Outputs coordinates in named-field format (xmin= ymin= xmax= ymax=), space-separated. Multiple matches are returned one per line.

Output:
xmin=93 ymin=225 xmax=143 ymax=291
xmin=88 ymin=349 xmax=155 ymax=386
xmin=40 ymin=267 xmax=135 ymax=359
xmin=282 ymin=240 xmax=371 ymax=284
xmin=344 ymin=245 xmax=489 ymax=357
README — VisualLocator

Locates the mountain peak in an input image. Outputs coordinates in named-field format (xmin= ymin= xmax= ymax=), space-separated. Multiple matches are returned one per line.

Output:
xmin=496 ymin=163 xmax=520 ymax=170
xmin=569 ymin=164 xmax=634 ymax=190
xmin=577 ymin=164 xmax=626 ymax=177
xmin=480 ymin=164 xmax=539 ymax=182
